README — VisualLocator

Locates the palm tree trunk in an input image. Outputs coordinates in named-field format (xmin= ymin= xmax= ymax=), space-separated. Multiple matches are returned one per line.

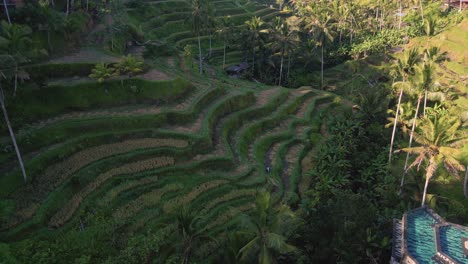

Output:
xmin=66 ymin=0 xmax=70 ymax=16
xmin=464 ymin=165 xmax=468 ymax=198
xmin=389 ymin=89 xmax=404 ymax=163
xmin=223 ymin=40 xmax=226 ymax=69
xmin=421 ymin=171 xmax=430 ymax=207
xmin=401 ymin=95 xmax=422 ymax=192
xmin=286 ymin=53 xmax=291 ymax=81
xmin=0 ymin=85 xmax=27 ymax=183
xmin=460 ymin=0 xmax=463 ymax=12
xmin=47 ymin=30 xmax=52 ymax=52
xmin=419 ymin=0 xmax=424 ymax=21
xmin=86 ymin=0 xmax=89 ymax=11
xmin=279 ymin=51 xmax=284 ymax=86
xmin=423 ymin=89 xmax=427 ymax=117
xmin=398 ymin=1 xmax=402 ymax=30
xmin=252 ymin=46 xmax=255 ymax=73
xmin=321 ymin=44 xmax=324 ymax=89
xmin=13 ymin=72 xmax=17 ymax=97
xmin=209 ymin=33 xmax=212 ymax=57
xmin=2 ymin=0 xmax=11 ymax=24
xmin=197 ymin=34 xmax=203 ymax=74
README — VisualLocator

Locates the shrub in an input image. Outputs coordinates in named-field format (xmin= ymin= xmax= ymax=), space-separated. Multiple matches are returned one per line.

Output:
xmin=115 ymin=55 xmax=145 ymax=77
xmin=89 ymin=63 xmax=118 ymax=83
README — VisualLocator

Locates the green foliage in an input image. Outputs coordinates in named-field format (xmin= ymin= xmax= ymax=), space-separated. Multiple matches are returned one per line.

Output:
xmin=89 ymin=63 xmax=118 ymax=83
xmin=4 ymin=77 xmax=192 ymax=127
xmin=115 ymin=55 xmax=144 ymax=77
xmin=349 ymin=29 xmax=404 ymax=59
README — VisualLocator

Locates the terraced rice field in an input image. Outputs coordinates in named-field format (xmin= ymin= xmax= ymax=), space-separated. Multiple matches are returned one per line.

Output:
xmin=0 ymin=1 xmax=350 ymax=259
xmin=0 ymin=65 xmax=349 ymax=249
xmin=129 ymin=0 xmax=288 ymax=68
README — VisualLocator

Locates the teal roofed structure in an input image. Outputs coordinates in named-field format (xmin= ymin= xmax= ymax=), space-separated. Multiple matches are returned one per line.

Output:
xmin=391 ymin=207 xmax=468 ymax=264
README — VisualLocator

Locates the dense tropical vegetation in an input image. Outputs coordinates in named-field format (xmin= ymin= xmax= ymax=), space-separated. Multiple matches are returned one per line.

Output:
xmin=0 ymin=0 xmax=466 ymax=263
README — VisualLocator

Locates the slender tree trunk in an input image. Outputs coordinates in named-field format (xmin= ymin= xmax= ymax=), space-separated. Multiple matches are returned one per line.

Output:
xmin=2 ymin=0 xmax=11 ymax=24
xmin=13 ymin=72 xmax=17 ymax=97
xmin=419 ymin=0 xmax=424 ymax=21
xmin=389 ymin=89 xmax=404 ymax=164
xmin=198 ymin=34 xmax=203 ymax=74
xmin=66 ymin=0 xmax=70 ymax=16
xmin=286 ymin=53 xmax=291 ymax=82
xmin=421 ymin=171 xmax=431 ymax=207
xmin=464 ymin=165 xmax=468 ymax=198
xmin=209 ymin=33 xmax=212 ymax=57
xmin=279 ymin=50 xmax=284 ymax=86
xmin=0 ymin=85 xmax=27 ymax=183
xmin=86 ymin=0 xmax=89 ymax=11
xmin=399 ymin=1 xmax=402 ymax=30
xmin=47 ymin=30 xmax=52 ymax=52
xmin=423 ymin=89 xmax=427 ymax=117
xmin=321 ymin=44 xmax=324 ymax=89
xmin=222 ymin=40 xmax=226 ymax=69
xmin=401 ymin=94 xmax=422 ymax=191
xmin=460 ymin=0 xmax=463 ymax=12
xmin=252 ymin=45 xmax=255 ymax=74
xmin=339 ymin=30 xmax=342 ymax=45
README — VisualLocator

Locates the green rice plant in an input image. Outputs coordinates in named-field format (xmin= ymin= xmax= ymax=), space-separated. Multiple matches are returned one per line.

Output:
xmin=199 ymin=189 xmax=256 ymax=215
xmin=204 ymin=203 xmax=253 ymax=231
xmin=236 ymin=91 xmax=315 ymax=160
xmin=113 ymin=183 xmax=183 ymax=219
xmin=4 ymin=77 xmax=192 ymax=128
xmin=49 ymin=156 xmax=175 ymax=227
xmin=162 ymin=180 xmax=229 ymax=214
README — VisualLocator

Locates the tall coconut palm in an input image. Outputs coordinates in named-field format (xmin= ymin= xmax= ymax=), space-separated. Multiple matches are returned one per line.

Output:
xmin=400 ymin=115 xmax=467 ymax=207
xmin=187 ymin=0 xmax=206 ymax=74
xmin=174 ymin=206 xmax=214 ymax=264
xmin=237 ymin=191 xmax=297 ymax=263
xmin=422 ymin=47 xmax=447 ymax=116
xmin=304 ymin=13 xmax=336 ymax=89
xmin=244 ymin=16 xmax=267 ymax=74
xmin=271 ymin=19 xmax=298 ymax=86
xmin=388 ymin=48 xmax=420 ymax=163
xmin=399 ymin=62 xmax=436 ymax=192
xmin=205 ymin=1 xmax=216 ymax=57
xmin=215 ymin=16 xmax=231 ymax=69
xmin=0 ymin=78 xmax=27 ymax=182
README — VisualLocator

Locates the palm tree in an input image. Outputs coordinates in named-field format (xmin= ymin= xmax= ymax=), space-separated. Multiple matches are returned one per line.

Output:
xmin=304 ymin=13 xmax=336 ymax=89
xmin=174 ymin=206 xmax=214 ymax=264
xmin=386 ymin=101 xmax=415 ymax=136
xmin=237 ymin=191 xmax=296 ymax=263
xmin=271 ymin=19 xmax=298 ymax=86
xmin=0 ymin=74 xmax=27 ymax=183
xmin=216 ymin=16 xmax=231 ymax=69
xmin=400 ymin=115 xmax=467 ymax=206
xmin=388 ymin=48 xmax=420 ymax=163
xmin=205 ymin=1 xmax=216 ymax=57
xmin=244 ymin=16 xmax=267 ymax=74
xmin=400 ymin=62 xmax=436 ymax=192
xmin=0 ymin=21 xmax=33 ymax=59
xmin=187 ymin=0 xmax=206 ymax=74
xmin=422 ymin=47 xmax=447 ymax=116
xmin=2 ymin=0 xmax=11 ymax=24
